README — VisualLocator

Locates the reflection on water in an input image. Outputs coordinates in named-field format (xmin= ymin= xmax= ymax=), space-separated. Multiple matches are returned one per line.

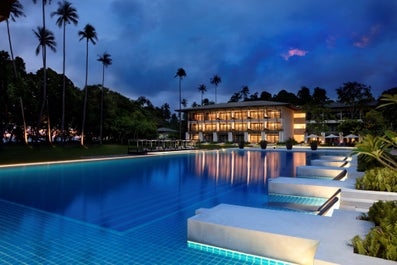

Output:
xmin=193 ymin=150 xmax=307 ymax=186
xmin=0 ymin=150 xmax=312 ymax=231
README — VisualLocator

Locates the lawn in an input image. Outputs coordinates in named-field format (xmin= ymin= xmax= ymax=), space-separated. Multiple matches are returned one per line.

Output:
xmin=0 ymin=144 xmax=129 ymax=165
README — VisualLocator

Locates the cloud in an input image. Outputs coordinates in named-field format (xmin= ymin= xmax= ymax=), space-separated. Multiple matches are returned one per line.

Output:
xmin=353 ymin=24 xmax=381 ymax=48
xmin=281 ymin=49 xmax=309 ymax=61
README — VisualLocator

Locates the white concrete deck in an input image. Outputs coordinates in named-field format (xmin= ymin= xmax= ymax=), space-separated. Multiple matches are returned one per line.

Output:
xmin=188 ymin=204 xmax=396 ymax=265
xmin=187 ymin=154 xmax=397 ymax=265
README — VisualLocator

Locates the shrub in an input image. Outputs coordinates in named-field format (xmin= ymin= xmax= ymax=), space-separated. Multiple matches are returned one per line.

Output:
xmin=259 ymin=140 xmax=267 ymax=149
xmin=357 ymin=154 xmax=381 ymax=172
xmin=285 ymin=137 xmax=295 ymax=150
xmin=352 ymin=201 xmax=397 ymax=261
xmin=355 ymin=167 xmax=397 ymax=192
xmin=310 ymin=141 xmax=318 ymax=150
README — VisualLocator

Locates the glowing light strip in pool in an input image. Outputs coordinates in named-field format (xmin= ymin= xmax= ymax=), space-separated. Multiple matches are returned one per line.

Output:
xmin=187 ymin=241 xmax=297 ymax=265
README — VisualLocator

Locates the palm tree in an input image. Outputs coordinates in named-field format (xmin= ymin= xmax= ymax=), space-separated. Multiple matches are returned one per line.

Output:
xmin=32 ymin=0 xmax=52 ymax=85
xmin=198 ymin=84 xmax=207 ymax=106
xmin=377 ymin=94 xmax=397 ymax=109
xmin=6 ymin=1 xmax=24 ymax=79
xmin=5 ymin=1 xmax=27 ymax=145
xmin=97 ymin=52 xmax=112 ymax=144
xmin=78 ymin=23 xmax=98 ymax=146
xmin=353 ymin=132 xmax=397 ymax=172
xmin=353 ymin=94 xmax=397 ymax=172
xmin=33 ymin=26 xmax=56 ymax=143
xmin=51 ymin=0 xmax=78 ymax=142
xmin=32 ymin=0 xmax=52 ymax=143
xmin=174 ymin=68 xmax=186 ymax=139
xmin=210 ymin=74 xmax=221 ymax=103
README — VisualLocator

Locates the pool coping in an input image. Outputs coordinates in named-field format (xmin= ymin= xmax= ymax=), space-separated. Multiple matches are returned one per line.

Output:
xmin=0 ymin=146 xmax=354 ymax=168
xmin=0 ymin=149 xmax=199 ymax=168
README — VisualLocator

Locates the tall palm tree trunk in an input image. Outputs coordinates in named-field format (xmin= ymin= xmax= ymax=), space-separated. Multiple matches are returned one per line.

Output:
xmin=6 ymin=7 xmax=28 ymax=144
xmin=36 ymin=0 xmax=50 ymax=143
xmin=100 ymin=63 xmax=104 ymax=144
xmin=46 ymin=98 xmax=52 ymax=144
xmin=61 ymin=22 xmax=66 ymax=142
xmin=6 ymin=19 xmax=17 ymax=79
xmin=8 ymin=17 xmax=28 ymax=144
xmin=19 ymin=97 xmax=28 ymax=145
xmin=81 ymin=39 xmax=89 ymax=146
xmin=36 ymin=43 xmax=48 ymax=141
xmin=179 ymin=78 xmax=182 ymax=140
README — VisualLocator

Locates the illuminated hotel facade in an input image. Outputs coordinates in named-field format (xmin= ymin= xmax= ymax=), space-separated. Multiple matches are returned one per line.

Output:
xmin=180 ymin=101 xmax=306 ymax=144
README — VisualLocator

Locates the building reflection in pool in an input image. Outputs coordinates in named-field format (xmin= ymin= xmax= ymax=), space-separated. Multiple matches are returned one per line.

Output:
xmin=193 ymin=150 xmax=307 ymax=186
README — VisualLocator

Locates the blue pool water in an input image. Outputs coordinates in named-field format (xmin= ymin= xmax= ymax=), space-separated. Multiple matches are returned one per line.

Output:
xmin=0 ymin=149 xmax=348 ymax=264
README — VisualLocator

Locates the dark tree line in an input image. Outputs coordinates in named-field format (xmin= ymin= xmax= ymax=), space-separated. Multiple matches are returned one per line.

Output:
xmin=1 ymin=0 xmax=179 ymax=145
xmin=1 ymin=51 xmax=395 ymax=145
xmin=0 ymin=52 xmax=177 ymax=144
xmin=224 ymin=83 xmax=395 ymax=135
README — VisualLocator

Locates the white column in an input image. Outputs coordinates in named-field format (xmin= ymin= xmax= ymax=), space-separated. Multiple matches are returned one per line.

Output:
xmin=279 ymin=131 xmax=284 ymax=142
xmin=228 ymin=132 xmax=233 ymax=142
xmin=261 ymin=131 xmax=266 ymax=140
xmin=213 ymin=132 xmax=218 ymax=142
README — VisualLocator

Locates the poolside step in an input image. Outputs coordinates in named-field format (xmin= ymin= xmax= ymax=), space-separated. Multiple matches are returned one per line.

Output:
xmin=340 ymin=189 xmax=397 ymax=212
xmin=266 ymin=194 xmax=327 ymax=213
xmin=339 ymin=197 xmax=376 ymax=212
xmin=319 ymin=155 xmax=351 ymax=161
xmin=296 ymin=166 xmax=347 ymax=180
xmin=342 ymin=189 xmax=397 ymax=201
xmin=311 ymin=160 xmax=350 ymax=168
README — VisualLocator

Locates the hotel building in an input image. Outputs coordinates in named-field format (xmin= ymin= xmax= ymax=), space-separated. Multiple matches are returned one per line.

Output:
xmin=180 ymin=101 xmax=306 ymax=144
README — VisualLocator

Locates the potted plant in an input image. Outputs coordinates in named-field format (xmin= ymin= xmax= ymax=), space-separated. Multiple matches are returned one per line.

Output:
xmin=285 ymin=137 xmax=294 ymax=150
xmin=310 ymin=141 xmax=318 ymax=150
xmin=259 ymin=140 xmax=268 ymax=149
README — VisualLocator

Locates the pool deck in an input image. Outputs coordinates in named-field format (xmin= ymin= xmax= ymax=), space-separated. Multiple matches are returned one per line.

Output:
xmin=189 ymin=204 xmax=385 ymax=265
xmin=188 ymin=150 xmax=397 ymax=265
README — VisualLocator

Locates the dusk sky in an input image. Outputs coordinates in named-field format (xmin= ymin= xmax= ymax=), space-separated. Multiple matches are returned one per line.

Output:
xmin=2 ymin=0 xmax=396 ymax=111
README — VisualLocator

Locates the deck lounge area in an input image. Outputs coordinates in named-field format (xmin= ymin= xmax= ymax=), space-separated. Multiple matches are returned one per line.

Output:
xmin=187 ymin=153 xmax=397 ymax=265
xmin=127 ymin=139 xmax=195 ymax=154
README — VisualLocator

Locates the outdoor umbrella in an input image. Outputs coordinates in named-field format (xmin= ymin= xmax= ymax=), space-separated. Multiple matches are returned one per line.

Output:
xmin=306 ymin=134 xmax=318 ymax=138
xmin=325 ymin=134 xmax=339 ymax=138
xmin=344 ymin=134 xmax=358 ymax=139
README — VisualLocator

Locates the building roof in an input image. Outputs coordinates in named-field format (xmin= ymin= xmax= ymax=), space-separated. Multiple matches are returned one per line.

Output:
xmin=177 ymin=100 xmax=300 ymax=112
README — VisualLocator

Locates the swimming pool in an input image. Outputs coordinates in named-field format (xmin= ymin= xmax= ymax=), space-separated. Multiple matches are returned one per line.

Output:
xmin=0 ymin=149 xmax=348 ymax=264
